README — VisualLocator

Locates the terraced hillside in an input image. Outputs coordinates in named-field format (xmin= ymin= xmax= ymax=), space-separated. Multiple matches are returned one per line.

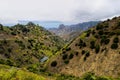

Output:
xmin=48 ymin=17 xmax=120 ymax=78
xmin=0 ymin=22 xmax=65 ymax=72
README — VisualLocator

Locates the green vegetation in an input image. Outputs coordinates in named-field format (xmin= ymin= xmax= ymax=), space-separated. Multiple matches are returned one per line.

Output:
xmin=64 ymin=60 xmax=69 ymax=64
xmin=95 ymin=44 xmax=100 ymax=53
xmin=113 ymin=37 xmax=119 ymax=43
xmin=111 ymin=43 xmax=118 ymax=49
xmin=90 ymin=40 xmax=95 ymax=49
xmin=1 ymin=17 xmax=120 ymax=80
xmin=69 ymin=53 xmax=74 ymax=59
xmin=62 ymin=54 xmax=68 ymax=60
xmin=51 ymin=61 xmax=57 ymax=67
xmin=0 ymin=64 xmax=45 ymax=80
xmin=0 ymin=22 xmax=65 ymax=73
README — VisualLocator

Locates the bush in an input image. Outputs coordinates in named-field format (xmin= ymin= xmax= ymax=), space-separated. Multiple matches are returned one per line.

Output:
xmin=75 ymin=52 xmax=79 ymax=56
xmin=94 ymin=34 xmax=99 ymax=38
xmin=11 ymin=32 xmax=17 ymax=35
xmin=113 ymin=37 xmax=119 ymax=43
xmin=104 ymin=39 xmax=110 ymax=45
xmin=7 ymin=48 xmax=12 ymax=53
xmin=5 ymin=59 xmax=13 ymax=66
xmin=96 ymin=24 xmax=103 ymax=30
xmin=86 ymin=32 xmax=90 ymax=37
xmin=78 ymin=39 xmax=86 ymax=48
xmin=98 ymin=30 xmax=104 ymax=35
xmin=66 ymin=47 xmax=71 ymax=51
xmin=85 ymin=51 xmax=90 ymax=57
xmin=95 ymin=44 xmax=100 ymax=53
xmin=109 ymin=32 xmax=115 ymax=36
xmin=27 ymin=22 xmax=36 ymax=26
xmin=92 ymin=30 xmax=95 ymax=35
xmin=56 ymin=74 xmax=80 ymax=80
xmin=84 ymin=57 xmax=87 ymax=61
xmin=90 ymin=41 xmax=95 ymax=49
xmin=111 ymin=43 xmax=118 ymax=49
xmin=51 ymin=61 xmax=57 ymax=67
xmin=82 ymin=50 xmax=85 ymax=55
xmin=69 ymin=53 xmax=74 ymax=59
xmin=27 ymin=64 xmax=38 ymax=73
xmin=64 ymin=60 xmax=69 ymax=64
xmin=82 ymin=72 xmax=95 ymax=80
xmin=101 ymin=36 xmax=110 ymax=45
xmin=0 ymin=24 xmax=3 ymax=30
xmin=62 ymin=54 xmax=68 ymax=60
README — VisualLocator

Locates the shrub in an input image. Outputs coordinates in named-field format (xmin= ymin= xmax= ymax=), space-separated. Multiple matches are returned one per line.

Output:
xmin=5 ymin=59 xmax=13 ymax=66
xmin=75 ymin=52 xmax=79 ymax=56
xmin=104 ymin=39 xmax=110 ymax=44
xmin=64 ymin=60 xmax=69 ymax=64
xmin=78 ymin=39 xmax=86 ymax=48
xmin=95 ymin=44 xmax=100 ymax=53
xmin=7 ymin=48 xmax=12 ymax=53
xmin=117 ymin=21 xmax=120 ymax=28
xmin=85 ymin=51 xmax=90 ymax=57
xmin=113 ymin=37 xmax=119 ymax=43
xmin=11 ymin=32 xmax=16 ymax=35
xmin=82 ymin=50 xmax=85 ymax=55
xmin=69 ymin=53 xmax=74 ymax=59
xmin=82 ymin=72 xmax=95 ymax=80
xmin=96 ymin=24 xmax=103 ymax=30
xmin=4 ymin=53 xmax=10 ymax=58
xmin=62 ymin=54 xmax=68 ymax=60
xmin=27 ymin=65 xmax=38 ymax=73
xmin=98 ymin=30 xmax=104 ymax=35
xmin=109 ymin=32 xmax=115 ymax=36
xmin=66 ymin=47 xmax=71 ymax=51
xmin=27 ymin=22 xmax=36 ymax=26
xmin=101 ymin=36 xmax=110 ymax=45
xmin=56 ymin=74 xmax=80 ymax=80
xmin=0 ymin=59 xmax=5 ymax=64
xmin=0 ymin=24 xmax=3 ymax=30
xmin=0 ymin=46 xmax=4 ymax=53
xmin=86 ymin=32 xmax=90 ymax=37
xmin=90 ymin=41 xmax=95 ymax=49
xmin=111 ymin=43 xmax=118 ymax=49
xmin=92 ymin=30 xmax=95 ymax=35
xmin=84 ymin=56 xmax=87 ymax=61
xmin=51 ymin=61 xmax=57 ymax=67
xmin=3 ymin=39 xmax=7 ymax=44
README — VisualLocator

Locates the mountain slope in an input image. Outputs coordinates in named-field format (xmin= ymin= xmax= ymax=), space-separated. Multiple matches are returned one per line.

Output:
xmin=49 ymin=21 xmax=99 ymax=41
xmin=0 ymin=22 xmax=65 ymax=71
xmin=47 ymin=17 xmax=120 ymax=78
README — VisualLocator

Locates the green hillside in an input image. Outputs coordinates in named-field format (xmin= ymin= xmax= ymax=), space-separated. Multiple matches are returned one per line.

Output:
xmin=0 ymin=22 xmax=65 ymax=72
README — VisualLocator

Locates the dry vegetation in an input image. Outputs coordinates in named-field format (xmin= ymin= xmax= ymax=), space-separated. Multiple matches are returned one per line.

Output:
xmin=48 ymin=16 xmax=120 ymax=79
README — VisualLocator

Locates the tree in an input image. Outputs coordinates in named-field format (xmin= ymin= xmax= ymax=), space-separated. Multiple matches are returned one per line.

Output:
xmin=113 ymin=37 xmax=119 ymax=43
xmin=51 ymin=61 xmax=57 ymax=67
xmin=90 ymin=41 xmax=95 ymax=49
xmin=95 ymin=44 xmax=100 ymax=53
xmin=111 ymin=43 xmax=118 ymax=49
xmin=27 ymin=22 xmax=35 ymax=26
xmin=62 ymin=54 xmax=68 ymax=60
xmin=0 ymin=24 xmax=3 ymax=30
xmin=69 ymin=53 xmax=74 ymax=59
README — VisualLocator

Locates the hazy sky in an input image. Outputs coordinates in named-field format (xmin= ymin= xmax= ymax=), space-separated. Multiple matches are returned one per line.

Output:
xmin=0 ymin=0 xmax=120 ymax=24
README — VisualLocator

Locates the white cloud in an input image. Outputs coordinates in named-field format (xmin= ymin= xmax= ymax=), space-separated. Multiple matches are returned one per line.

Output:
xmin=0 ymin=0 xmax=120 ymax=23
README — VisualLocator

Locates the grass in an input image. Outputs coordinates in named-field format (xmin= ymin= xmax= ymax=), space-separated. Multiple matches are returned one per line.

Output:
xmin=0 ymin=64 xmax=45 ymax=80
